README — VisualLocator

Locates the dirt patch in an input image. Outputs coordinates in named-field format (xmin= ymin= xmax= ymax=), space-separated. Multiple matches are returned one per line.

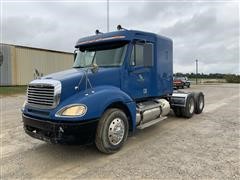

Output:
xmin=1 ymin=84 xmax=239 ymax=179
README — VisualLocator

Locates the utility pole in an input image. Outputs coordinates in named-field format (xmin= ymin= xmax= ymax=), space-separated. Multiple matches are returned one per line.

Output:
xmin=195 ymin=59 xmax=198 ymax=85
xmin=107 ymin=0 xmax=109 ymax=32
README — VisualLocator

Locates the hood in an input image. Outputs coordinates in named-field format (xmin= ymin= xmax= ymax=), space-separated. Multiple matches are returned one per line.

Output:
xmin=42 ymin=67 xmax=121 ymax=101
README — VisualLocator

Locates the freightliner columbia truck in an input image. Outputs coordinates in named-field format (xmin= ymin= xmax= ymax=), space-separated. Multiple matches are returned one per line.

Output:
xmin=22 ymin=26 xmax=204 ymax=154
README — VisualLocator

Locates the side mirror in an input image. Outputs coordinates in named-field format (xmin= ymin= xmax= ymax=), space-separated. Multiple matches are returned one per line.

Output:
xmin=73 ymin=49 xmax=77 ymax=62
xmin=143 ymin=43 xmax=153 ymax=67
xmin=0 ymin=51 xmax=3 ymax=66
xmin=91 ymin=63 xmax=99 ymax=73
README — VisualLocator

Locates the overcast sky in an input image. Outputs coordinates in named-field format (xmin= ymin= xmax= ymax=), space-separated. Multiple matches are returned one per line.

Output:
xmin=1 ymin=0 xmax=239 ymax=74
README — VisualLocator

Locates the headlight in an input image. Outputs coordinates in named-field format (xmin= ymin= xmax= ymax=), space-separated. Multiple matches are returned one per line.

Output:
xmin=56 ymin=104 xmax=87 ymax=117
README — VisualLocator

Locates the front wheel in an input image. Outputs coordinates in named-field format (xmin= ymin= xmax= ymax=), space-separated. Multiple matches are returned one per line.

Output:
xmin=95 ymin=108 xmax=129 ymax=154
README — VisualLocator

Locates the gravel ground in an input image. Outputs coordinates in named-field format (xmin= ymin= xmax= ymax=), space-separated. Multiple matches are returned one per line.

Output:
xmin=0 ymin=84 xmax=240 ymax=179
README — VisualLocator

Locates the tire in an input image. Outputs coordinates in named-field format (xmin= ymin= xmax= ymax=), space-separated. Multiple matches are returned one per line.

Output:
xmin=194 ymin=92 xmax=204 ymax=114
xmin=181 ymin=94 xmax=195 ymax=118
xmin=173 ymin=107 xmax=182 ymax=117
xmin=95 ymin=108 xmax=129 ymax=154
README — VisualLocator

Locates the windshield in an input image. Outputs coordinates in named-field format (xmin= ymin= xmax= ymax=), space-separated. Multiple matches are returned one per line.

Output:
xmin=73 ymin=43 xmax=128 ymax=68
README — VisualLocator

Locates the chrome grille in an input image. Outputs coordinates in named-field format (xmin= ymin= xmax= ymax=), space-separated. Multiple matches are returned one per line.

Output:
xmin=27 ymin=79 xmax=61 ymax=109
xmin=27 ymin=85 xmax=54 ymax=106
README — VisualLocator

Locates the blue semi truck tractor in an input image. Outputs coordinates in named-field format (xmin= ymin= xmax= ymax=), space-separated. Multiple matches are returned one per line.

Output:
xmin=22 ymin=26 xmax=204 ymax=154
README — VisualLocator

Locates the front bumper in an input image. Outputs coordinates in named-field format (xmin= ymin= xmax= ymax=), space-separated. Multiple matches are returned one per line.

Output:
xmin=22 ymin=114 xmax=98 ymax=144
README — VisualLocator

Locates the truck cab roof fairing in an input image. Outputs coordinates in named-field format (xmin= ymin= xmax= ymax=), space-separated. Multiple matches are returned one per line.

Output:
xmin=74 ymin=30 xmax=170 ymax=49
xmin=75 ymin=31 xmax=132 ymax=48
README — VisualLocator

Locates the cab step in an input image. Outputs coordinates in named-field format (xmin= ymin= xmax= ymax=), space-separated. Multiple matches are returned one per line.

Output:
xmin=137 ymin=116 xmax=167 ymax=130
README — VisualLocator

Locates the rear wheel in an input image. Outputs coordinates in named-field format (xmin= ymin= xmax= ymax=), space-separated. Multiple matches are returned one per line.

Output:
xmin=194 ymin=92 xmax=204 ymax=114
xmin=95 ymin=108 xmax=129 ymax=154
xmin=181 ymin=94 xmax=195 ymax=118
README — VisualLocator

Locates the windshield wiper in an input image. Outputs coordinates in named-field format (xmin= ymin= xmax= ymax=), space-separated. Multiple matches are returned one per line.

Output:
xmin=73 ymin=66 xmax=85 ymax=68
xmin=98 ymin=65 xmax=120 ymax=67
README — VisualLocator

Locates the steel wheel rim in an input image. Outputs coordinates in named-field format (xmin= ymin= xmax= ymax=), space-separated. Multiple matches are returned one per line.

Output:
xmin=189 ymin=98 xmax=194 ymax=114
xmin=108 ymin=118 xmax=125 ymax=145
xmin=199 ymin=96 xmax=204 ymax=110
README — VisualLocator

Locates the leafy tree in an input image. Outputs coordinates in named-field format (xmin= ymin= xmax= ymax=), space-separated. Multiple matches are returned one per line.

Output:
xmin=173 ymin=73 xmax=240 ymax=83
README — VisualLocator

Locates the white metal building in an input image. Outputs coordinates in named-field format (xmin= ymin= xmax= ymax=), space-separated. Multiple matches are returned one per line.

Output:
xmin=0 ymin=43 xmax=73 ymax=86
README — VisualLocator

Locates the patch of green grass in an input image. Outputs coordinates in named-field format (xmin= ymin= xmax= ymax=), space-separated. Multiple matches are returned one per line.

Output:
xmin=0 ymin=86 xmax=27 ymax=96
xmin=189 ymin=78 xmax=226 ymax=84
xmin=225 ymin=74 xmax=240 ymax=83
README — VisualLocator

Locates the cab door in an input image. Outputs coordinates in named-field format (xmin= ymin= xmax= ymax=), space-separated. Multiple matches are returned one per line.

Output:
xmin=122 ymin=40 xmax=154 ymax=100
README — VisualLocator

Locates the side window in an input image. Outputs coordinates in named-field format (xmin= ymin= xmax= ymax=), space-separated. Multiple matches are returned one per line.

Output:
xmin=130 ymin=43 xmax=144 ymax=66
xmin=130 ymin=42 xmax=153 ymax=67
xmin=144 ymin=43 xmax=153 ymax=67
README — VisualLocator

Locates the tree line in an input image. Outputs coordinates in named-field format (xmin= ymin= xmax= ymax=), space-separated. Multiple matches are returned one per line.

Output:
xmin=174 ymin=73 xmax=240 ymax=83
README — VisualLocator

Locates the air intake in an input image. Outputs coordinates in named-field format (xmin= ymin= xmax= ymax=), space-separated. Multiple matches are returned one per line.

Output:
xmin=27 ymin=79 xmax=61 ymax=109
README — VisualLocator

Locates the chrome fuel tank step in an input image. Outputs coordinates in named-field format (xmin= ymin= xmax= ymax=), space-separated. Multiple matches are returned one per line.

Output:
xmin=136 ymin=98 xmax=170 ymax=126
xmin=137 ymin=116 xmax=167 ymax=129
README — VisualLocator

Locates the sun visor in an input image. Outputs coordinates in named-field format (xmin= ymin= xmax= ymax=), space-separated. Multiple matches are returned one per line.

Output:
xmin=75 ymin=35 xmax=130 ymax=48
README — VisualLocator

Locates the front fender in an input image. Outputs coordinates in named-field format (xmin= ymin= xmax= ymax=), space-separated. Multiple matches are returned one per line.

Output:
xmin=52 ymin=86 xmax=136 ymax=124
